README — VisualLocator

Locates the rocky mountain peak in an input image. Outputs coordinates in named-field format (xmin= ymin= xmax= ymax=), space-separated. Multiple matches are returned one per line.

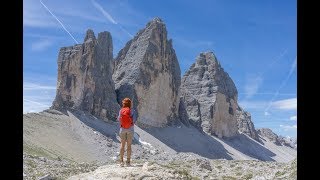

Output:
xmin=257 ymin=128 xmax=281 ymax=145
xmin=52 ymin=29 xmax=119 ymax=121
xmin=146 ymin=17 xmax=164 ymax=26
xmin=51 ymin=18 xmax=262 ymax=140
xmin=113 ymin=18 xmax=181 ymax=127
xmin=179 ymin=52 xmax=239 ymax=137
xmin=236 ymin=106 xmax=259 ymax=141
xmin=179 ymin=51 xmax=260 ymax=139
xmin=257 ymin=128 xmax=297 ymax=149
xmin=84 ymin=29 xmax=96 ymax=42
xmin=197 ymin=51 xmax=218 ymax=64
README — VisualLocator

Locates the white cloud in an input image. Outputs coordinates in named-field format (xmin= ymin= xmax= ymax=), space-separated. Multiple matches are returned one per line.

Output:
xmin=239 ymin=92 xmax=296 ymax=96
xmin=238 ymin=100 xmax=267 ymax=110
xmin=31 ymin=39 xmax=53 ymax=51
xmin=39 ymin=0 xmax=79 ymax=44
xmin=24 ymin=73 xmax=57 ymax=83
xmin=23 ymin=0 xmax=59 ymax=28
xmin=24 ymin=82 xmax=56 ymax=90
xmin=239 ymin=98 xmax=297 ymax=112
xmin=280 ymin=124 xmax=297 ymax=131
xmin=54 ymin=9 xmax=106 ymax=23
xmin=23 ymin=82 xmax=56 ymax=113
xmin=23 ymin=98 xmax=50 ymax=107
xmin=272 ymin=98 xmax=297 ymax=110
xmin=244 ymin=75 xmax=263 ymax=99
xmin=23 ymin=98 xmax=51 ymax=114
xmin=91 ymin=0 xmax=133 ymax=37
xmin=91 ymin=0 xmax=118 ymax=24
xmin=24 ymin=33 xmax=64 ymax=39
xmin=264 ymin=57 xmax=297 ymax=112
xmin=290 ymin=115 xmax=297 ymax=121
xmin=23 ymin=81 xmax=56 ymax=113
xmin=264 ymin=111 xmax=271 ymax=116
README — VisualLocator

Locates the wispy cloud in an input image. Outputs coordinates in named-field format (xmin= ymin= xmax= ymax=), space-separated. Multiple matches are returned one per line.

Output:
xmin=239 ymin=98 xmax=297 ymax=111
xmin=23 ymin=0 xmax=58 ymax=28
xmin=238 ymin=100 xmax=268 ymax=110
xmin=259 ymin=49 xmax=288 ymax=77
xmin=239 ymin=49 xmax=288 ymax=101
xmin=24 ymin=0 xmax=106 ymax=31
xmin=91 ymin=0 xmax=133 ymax=37
xmin=24 ymin=33 xmax=64 ymax=39
xmin=23 ymin=81 xmax=56 ymax=113
xmin=91 ymin=0 xmax=117 ymax=24
xmin=24 ymin=82 xmax=56 ymax=90
xmin=24 ymin=73 xmax=57 ymax=83
xmin=23 ymin=16 xmax=58 ymax=28
xmin=244 ymin=75 xmax=263 ymax=99
xmin=31 ymin=39 xmax=53 ymax=51
xmin=290 ymin=115 xmax=297 ymax=121
xmin=280 ymin=124 xmax=297 ymax=131
xmin=118 ymin=25 xmax=134 ymax=37
xmin=23 ymin=98 xmax=50 ymax=107
xmin=264 ymin=111 xmax=271 ymax=116
xmin=23 ymin=98 xmax=51 ymax=113
xmin=54 ymin=9 xmax=106 ymax=23
xmin=271 ymin=98 xmax=297 ymax=110
xmin=40 ymin=0 xmax=79 ymax=44
xmin=239 ymin=92 xmax=296 ymax=96
xmin=265 ymin=56 xmax=297 ymax=112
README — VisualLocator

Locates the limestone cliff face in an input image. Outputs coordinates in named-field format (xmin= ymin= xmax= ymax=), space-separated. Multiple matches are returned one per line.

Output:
xmin=113 ymin=17 xmax=181 ymax=127
xmin=52 ymin=29 xmax=120 ymax=121
xmin=50 ymin=18 xmax=260 ymax=141
xmin=236 ymin=106 xmax=259 ymax=141
xmin=179 ymin=52 xmax=239 ymax=138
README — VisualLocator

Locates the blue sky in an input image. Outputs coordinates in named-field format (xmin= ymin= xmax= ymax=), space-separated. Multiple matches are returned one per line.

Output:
xmin=23 ymin=0 xmax=297 ymax=138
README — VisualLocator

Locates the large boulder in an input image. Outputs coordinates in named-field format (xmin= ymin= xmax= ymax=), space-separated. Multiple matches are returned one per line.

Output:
xmin=51 ymin=29 xmax=120 ymax=121
xmin=179 ymin=52 xmax=239 ymax=138
xmin=113 ymin=17 xmax=181 ymax=127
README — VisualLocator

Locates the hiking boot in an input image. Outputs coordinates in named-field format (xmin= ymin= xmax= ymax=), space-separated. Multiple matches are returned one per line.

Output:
xmin=126 ymin=161 xmax=131 ymax=167
xmin=120 ymin=161 xmax=124 ymax=167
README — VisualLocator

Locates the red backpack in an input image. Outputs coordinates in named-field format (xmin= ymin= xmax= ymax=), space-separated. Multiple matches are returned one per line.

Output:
xmin=120 ymin=107 xmax=133 ymax=129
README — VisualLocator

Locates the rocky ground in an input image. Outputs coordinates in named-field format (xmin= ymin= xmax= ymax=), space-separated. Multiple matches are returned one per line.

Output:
xmin=23 ymin=110 xmax=297 ymax=179
xmin=24 ymin=152 xmax=296 ymax=180
xmin=69 ymin=157 xmax=297 ymax=180
xmin=23 ymin=153 xmax=98 ymax=180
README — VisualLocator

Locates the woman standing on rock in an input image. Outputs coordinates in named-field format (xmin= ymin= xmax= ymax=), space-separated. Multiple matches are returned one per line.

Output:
xmin=118 ymin=98 xmax=137 ymax=167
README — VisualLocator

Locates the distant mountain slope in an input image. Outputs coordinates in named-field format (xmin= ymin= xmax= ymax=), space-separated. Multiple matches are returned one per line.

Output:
xmin=23 ymin=110 xmax=296 ymax=165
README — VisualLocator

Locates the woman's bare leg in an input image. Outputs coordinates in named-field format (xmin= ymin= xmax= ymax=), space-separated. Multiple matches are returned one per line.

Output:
xmin=126 ymin=132 xmax=133 ymax=164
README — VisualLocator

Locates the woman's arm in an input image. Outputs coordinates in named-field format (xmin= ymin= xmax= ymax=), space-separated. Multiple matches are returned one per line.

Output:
xmin=117 ymin=110 xmax=121 ymax=122
xmin=130 ymin=109 xmax=137 ymax=123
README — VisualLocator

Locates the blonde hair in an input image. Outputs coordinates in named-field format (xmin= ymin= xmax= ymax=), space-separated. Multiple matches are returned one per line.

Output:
xmin=122 ymin=98 xmax=131 ymax=108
